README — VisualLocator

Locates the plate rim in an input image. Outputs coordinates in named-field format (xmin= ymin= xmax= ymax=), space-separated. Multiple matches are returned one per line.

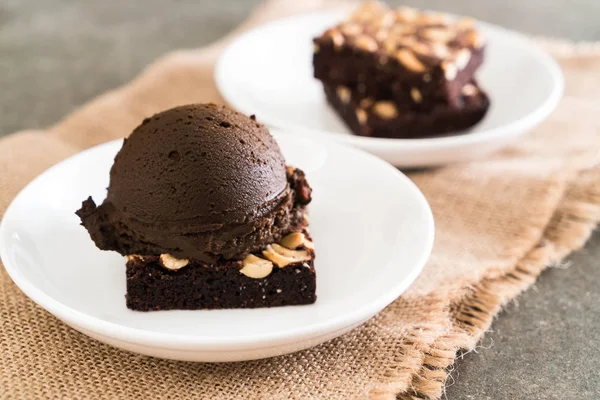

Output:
xmin=0 ymin=134 xmax=434 ymax=351
xmin=215 ymin=8 xmax=564 ymax=152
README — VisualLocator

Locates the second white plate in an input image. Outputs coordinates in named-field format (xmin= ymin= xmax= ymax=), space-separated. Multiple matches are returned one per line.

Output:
xmin=215 ymin=9 xmax=563 ymax=167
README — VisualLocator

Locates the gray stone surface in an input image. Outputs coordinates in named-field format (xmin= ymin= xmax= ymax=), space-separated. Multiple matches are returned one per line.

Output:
xmin=1 ymin=1 xmax=598 ymax=399
xmin=446 ymin=232 xmax=600 ymax=400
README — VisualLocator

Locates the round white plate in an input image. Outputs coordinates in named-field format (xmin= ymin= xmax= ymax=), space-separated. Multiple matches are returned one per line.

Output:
xmin=215 ymin=10 xmax=563 ymax=167
xmin=0 ymin=133 xmax=434 ymax=362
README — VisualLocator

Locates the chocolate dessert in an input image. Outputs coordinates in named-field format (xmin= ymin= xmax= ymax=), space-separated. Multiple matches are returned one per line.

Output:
xmin=313 ymin=1 xmax=489 ymax=138
xmin=76 ymin=104 xmax=316 ymax=311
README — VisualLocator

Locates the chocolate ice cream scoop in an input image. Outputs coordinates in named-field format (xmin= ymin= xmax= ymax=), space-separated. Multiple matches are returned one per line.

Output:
xmin=76 ymin=104 xmax=310 ymax=262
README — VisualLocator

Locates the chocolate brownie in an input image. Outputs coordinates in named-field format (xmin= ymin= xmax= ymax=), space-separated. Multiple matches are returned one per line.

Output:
xmin=126 ymin=231 xmax=316 ymax=311
xmin=313 ymin=2 xmax=486 ymax=109
xmin=324 ymin=81 xmax=489 ymax=138
xmin=76 ymin=104 xmax=318 ymax=311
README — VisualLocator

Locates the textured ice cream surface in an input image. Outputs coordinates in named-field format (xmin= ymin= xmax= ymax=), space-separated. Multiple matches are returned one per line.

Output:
xmin=76 ymin=103 xmax=311 ymax=263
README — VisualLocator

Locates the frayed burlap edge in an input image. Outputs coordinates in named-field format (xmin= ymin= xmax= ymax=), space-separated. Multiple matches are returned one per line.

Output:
xmin=395 ymin=166 xmax=600 ymax=400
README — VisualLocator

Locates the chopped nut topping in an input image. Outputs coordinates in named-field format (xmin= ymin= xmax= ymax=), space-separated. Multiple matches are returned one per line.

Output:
xmin=465 ymin=30 xmax=485 ymax=48
xmin=375 ymin=11 xmax=396 ymax=29
xmin=280 ymin=232 xmax=305 ymax=249
xmin=159 ymin=254 xmax=189 ymax=270
xmin=240 ymin=254 xmax=273 ymax=279
xmin=418 ymin=12 xmax=449 ymax=25
xmin=383 ymin=37 xmax=397 ymax=54
xmin=431 ymin=43 xmax=450 ymax=58
xmin=279 ymin=232 xmax=315 ymax=250
xmin=336 ymin=86 xmax=351 ymax=104
xmin=442 ymin=62 xmax=457 ymax=80
xmin=410 ymin=88 xmax=422 ymax=103
xmin=455 ymin=49 xmax=471 ymax=69
xmin=302 ymin=239 xmax=315 ymax=250
xmin=421 ymin=28 xmax=455 ymax=43
xmin=373 ymin=101 xmax=399 ymax=119
xmin=262 ymin=244 xmax=311 ymax=267
xmin=317 ymin=1 xmax=485 ymax=72
xmin=395 ymin=49 xmax=426 ymax=72
xmin=340 ymin=23 xmax=363 ymax=36
xmin=328 ymin=29 xmax=345 ymax=48
xmin=461 ymin=83 xmax=478 ymax=96
xmin=394 ymin=37 xmax=431 ymax=57
xmin=395 ymin=7 xmax=419 ymax=22
xmin=355 ymin=35 xmax=378 ymax=52
xmin=356 ymin=108 xmax=368 ymax=125
xmin=389 ymin=24 xmax=416 ymax=36
xmin=350 ymin=0 xmax=388 ymax=22
xmin=375 ymin=30 xmax=388 ymax=42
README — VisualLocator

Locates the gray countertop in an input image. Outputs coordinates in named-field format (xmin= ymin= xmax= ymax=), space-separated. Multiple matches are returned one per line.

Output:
xmin=2 ymin=1 xmax=598 ymax=399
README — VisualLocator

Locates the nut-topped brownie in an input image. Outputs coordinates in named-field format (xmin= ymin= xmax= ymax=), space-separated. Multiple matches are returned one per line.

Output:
xmin=314 ymin=1 xmax=485 ymax=107
xmin=125 ymin=229 xmax=316 ymax=310
xmin=76 ymin=104 xmax=317 ymax=311
xmin=313 ymin=1 xmax=489 ymax=138
xmin=324 ymin=81 xmax=489 ymax=139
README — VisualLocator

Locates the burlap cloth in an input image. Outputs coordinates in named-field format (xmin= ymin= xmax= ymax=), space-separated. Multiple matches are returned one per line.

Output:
xmin=1 ymin=1 xmax=600 ymax=399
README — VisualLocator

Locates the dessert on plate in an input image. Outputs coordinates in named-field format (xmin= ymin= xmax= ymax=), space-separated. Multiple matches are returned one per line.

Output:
xmin=313 ymin=1 xmax=490 ymax=138
xmin=76 ymin=104 xmax=316 ymax=311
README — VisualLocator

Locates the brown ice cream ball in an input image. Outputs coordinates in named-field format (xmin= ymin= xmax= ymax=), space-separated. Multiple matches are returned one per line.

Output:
xmin=107 ymin=103 xmax=287 ymax=225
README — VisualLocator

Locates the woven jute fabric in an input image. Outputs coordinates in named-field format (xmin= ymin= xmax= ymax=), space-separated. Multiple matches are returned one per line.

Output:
xmin=1 ymin=1 xmax=600 ymax=399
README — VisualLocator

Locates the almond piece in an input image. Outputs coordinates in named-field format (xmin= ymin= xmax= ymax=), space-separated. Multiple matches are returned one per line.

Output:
xmin=442 ymin=62 xmax=457 ymax=80
xmin=395 ymin=7 xmax=418 ymax=22
xmin=462 ymin=84 xmax=478 ymax=96
xmin=421 ymin=28 xmax=455 ymax=43
xmin=465 ymin=30 xmax=485 ymax=49
xmin=375 ymin=11 xmax=396 ymax=29
xmin=395 ymin=49 xmax=426 ymax=72
xmin=159 ymin=254 xmax=189 ymax=270
xmin=280 ymin=232 xmax=305 ymax=249
xmin=302 ymin=239 xmax=315 ymax=250
xmin=356 ymin=108 xmax=368 ymax=125
xmin=262 ymin=245 xmax=311 ymax=267
xmin=373 ymin=101 xmax=399 ymax=119
xmin=336 ymin=86 xmax=351 ymax=104
xmin=418 ymin=12 xmax=449 ymax=25
xmin=431 ymin=43 xmax=450 ymax=58
xmin=410 ymin=88 xmax=422 ymax=103
xmin=240 ymin=254 xmax=273 ymax=279
xmin=355 ymin=35 xmax=378 ymax=52
xmin=455 ymin=49 xmax=472 ymax=69
xmin=329 ymin=29 xmax=345 ymax=48
xmin=340 ymin=23 xmax=363 ymax=36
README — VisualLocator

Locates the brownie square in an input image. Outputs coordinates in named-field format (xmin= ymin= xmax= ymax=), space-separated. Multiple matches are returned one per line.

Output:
xmin=125 ymin=232 xmax=317 ymax=311
xmin=324 ymin=81 xmax=489 ymax=139
xmin=313 ymin=2 xmax=486 ymax=110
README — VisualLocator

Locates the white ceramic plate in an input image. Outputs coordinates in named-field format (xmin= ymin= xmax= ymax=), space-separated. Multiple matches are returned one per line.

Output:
xmin=0 ymin=133 xmax=434 ymax=362
xmin=215 ymin=10 xmax=563 ymax=167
